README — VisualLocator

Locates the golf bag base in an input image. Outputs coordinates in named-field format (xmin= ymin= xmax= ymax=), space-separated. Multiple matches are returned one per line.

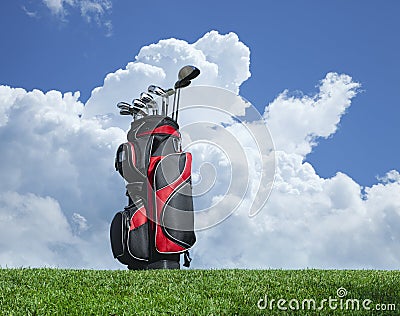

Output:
xmin=127 ymin=260 xmax=180 ymax=270
xmin=146 ymin=260 xmax=180 ymax=270
xmin=110 ymin=115 xmax=196 ymax=270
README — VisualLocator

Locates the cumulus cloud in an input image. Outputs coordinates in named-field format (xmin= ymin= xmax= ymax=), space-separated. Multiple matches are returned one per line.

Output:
xmin=0 ymin=191 xmax=75 ymax=267
xmin=1 ymin=30 xmax=399 ymax=270
xmin=0 ymin=191 xmax=117 ymax=268
xmin=84 ymin=31 xmax=250 ymax=124
xmin=0 ymin=86 xmax=124 ymax=268
xmin=264 ymin=72 xmax=360 ymax=156
xmin=194 ymin=151 xmax=400 ymax=269
xmin=191 ymin=72 xmax=400 ymax=269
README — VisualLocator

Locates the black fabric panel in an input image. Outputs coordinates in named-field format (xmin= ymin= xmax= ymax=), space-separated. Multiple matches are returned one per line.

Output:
xmin=118 ymin=143 xmax=146 ymax=183
xmin=110 ymin=210 xmax=134 ymax=266
xmin=110 ymin=212 xmax=125 ymax=258
xmin=151 ymin=251 xmax=180 ymax=263
xmin=151 ymin=135 xmax=179 ymax=157
xmin=134 ymin=138 xmax=150 ymax=174
xmin=110 ymin=205 xmax=151 ymax=266
xmin=178 ymin=152 xmax=186 ymax=174
xmin=128 ymin=223 xmax=150 ymax=261
xmin=115 ymin=144 xmax=124 ymax=176
xmin=154 ymin=153 xmax=187 ymax=190
xmin=162 ymin=180 xmax=196 ymax=249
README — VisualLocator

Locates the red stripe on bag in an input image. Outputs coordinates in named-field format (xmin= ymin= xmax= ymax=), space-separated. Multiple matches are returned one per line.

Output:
xmin=156 ymin=229 xmax=186 ymax=253
xmin=128 ymin=142 xmax=136 ymax=165
xmin=148 ymin=156 xmax=162 ymax=185
xmin=137 ymin=126 xmax=180 ymax=137
xmin=129 ymin=206 xmax=147 ymax=230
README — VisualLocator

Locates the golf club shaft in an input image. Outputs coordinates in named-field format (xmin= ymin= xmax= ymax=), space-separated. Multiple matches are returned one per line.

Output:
xmin=172 ymin=90 xmax=177 ymax=120
xmin=176 ymin=88 xmax=181 ymax=121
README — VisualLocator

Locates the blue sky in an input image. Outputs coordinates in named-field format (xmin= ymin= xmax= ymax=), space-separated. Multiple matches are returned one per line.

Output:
xmin=1 ymin=1 xmax=400 ymax=269
xmin=2 ymin=1 xmax=399 ymax=187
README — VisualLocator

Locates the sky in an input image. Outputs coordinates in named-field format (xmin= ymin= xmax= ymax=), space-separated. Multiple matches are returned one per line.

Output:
xmin=0 ymin=1 xmax=399 ymax=269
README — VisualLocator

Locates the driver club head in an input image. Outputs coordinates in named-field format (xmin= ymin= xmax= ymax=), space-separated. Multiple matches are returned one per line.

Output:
xmin=178 ymin=65 xmax=200 ymax=81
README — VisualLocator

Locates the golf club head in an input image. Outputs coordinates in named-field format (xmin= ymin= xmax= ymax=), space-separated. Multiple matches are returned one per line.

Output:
xmin=117 ymin=101 xmax=132 ymax=109
xmin=178 ymin=65 xmax=200 ymax=81
xmin=118 ymin=105 xmax=131 ymax=112
xmin=119 ymin=109 xmax=132 ymax=116
xmin=174 ymin=79 xmax=191 ymax=89
xmin=165 ymin=88 xmax=175 ymax=97
xmin=148 ymin=85 xmax=167 ymax=96
xmin=131 ymin=104 xmax=148 ymax=116
xmin=133 ymin=99 xmax=147 ymax=108
xmin=140 ymin=92 xmax=154 ymax=103
xmin=146 ymin=100 xmax=158 ymax=109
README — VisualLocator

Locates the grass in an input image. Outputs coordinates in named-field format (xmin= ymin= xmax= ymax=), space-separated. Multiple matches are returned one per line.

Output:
xmin=0 ymin=269 xmax=399 ymax=315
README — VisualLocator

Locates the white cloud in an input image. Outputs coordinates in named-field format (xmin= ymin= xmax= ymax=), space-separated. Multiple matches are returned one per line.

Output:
xmin=1 ymin=30 xmax=399 ymax=270
xmin=194 ymin=154 xmax=400 ymax=269
xmin=72 ymin=212 xmax=89 ymax=233
xmin=41 ymin=0 xmax=112 ymax=34
xmin=0 ymin=191 xmax=77 ymax=267
xmin=377 ymin=170 xmax=400 ymax=184
xmin=22 ymin=6 xmax=39 ymax=18
xmin=0 ymin=86 xmax=125 ymax=268
xmin=264 ymin=72 xmax=360 ymax=156
xmin=189 ymin=68 xmax=400 ymax=270
xmin=43 ymin=0 xmax=73 ymax=15
xmin=84 ymin=31 xmax=250 ymax=125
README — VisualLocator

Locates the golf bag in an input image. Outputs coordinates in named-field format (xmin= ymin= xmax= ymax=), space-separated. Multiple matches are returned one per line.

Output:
xmin=110 ymin=115 xmax=196 ymax=269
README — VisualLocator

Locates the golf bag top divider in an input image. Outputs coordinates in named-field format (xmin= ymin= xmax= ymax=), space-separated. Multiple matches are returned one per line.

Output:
xmin=110 ymin=115 xmax=196 ymax=269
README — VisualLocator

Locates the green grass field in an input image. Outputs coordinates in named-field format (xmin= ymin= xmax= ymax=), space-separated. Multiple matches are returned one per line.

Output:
xmin=0 ymin=269 xmax=399 ymax=315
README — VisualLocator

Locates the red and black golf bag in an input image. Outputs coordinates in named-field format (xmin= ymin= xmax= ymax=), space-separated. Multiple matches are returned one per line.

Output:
xmin=110 ymin=115 xmax=196 ymax=269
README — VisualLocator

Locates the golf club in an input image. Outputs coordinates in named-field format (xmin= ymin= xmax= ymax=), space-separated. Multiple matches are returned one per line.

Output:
xmin=133 ymin=99 xmax=147 ymax=108
xmin=178 ymin=65 xmax=200 ymax=81
xmin=117 ymin=101 xmax=132 ymax=109
xmin=146 ymin=100 xmax=158 ymax=115
xmin=140 ymin=92 xmax=158 ymax=115
xmin=148 ymin=85 xmax=168 ymax=115
xmin=131 ymin=103 xmax=148 ymax=117
xmin=118 ymin=104 xmax=131 ymax=112
xmin=119 ymin=109 xmax=132 ymax=116
xmin=164 ymin=88 xmax=175 ymax=116
xmin=172 ymin=65 xmax=200 ymax=121
xmin=140 ymin=92 xmax=153 ymax=104
xmin=117 ymin=101 xmax=136 ymax=119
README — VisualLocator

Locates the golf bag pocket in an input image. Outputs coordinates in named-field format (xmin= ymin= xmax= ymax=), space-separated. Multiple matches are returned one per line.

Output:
xmin=153 ymin=153 xmax=196 ymax=253
xmin=115 ymin=142 xmax=146 ymax=183
xmin=110 ymin=203 xmax=150 ymax=264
